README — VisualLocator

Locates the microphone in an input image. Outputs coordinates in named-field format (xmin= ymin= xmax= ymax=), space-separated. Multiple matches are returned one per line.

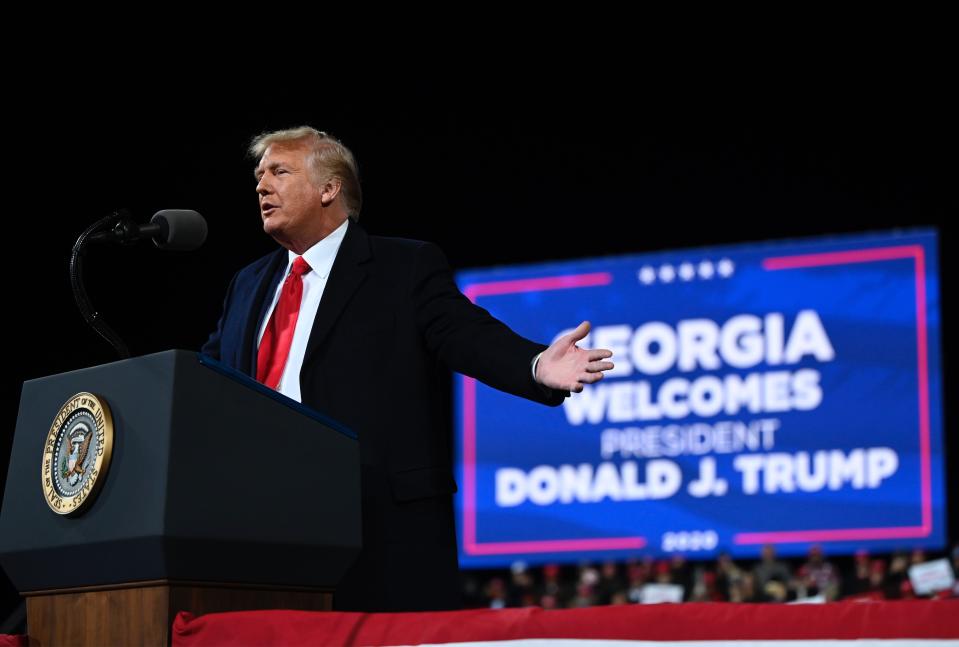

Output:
xmin=90 ymin=209 xmax=208 ymax=251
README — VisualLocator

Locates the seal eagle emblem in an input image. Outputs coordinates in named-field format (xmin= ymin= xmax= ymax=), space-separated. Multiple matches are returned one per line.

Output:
xmin=41 ymin=392 xmax=114 ymax=515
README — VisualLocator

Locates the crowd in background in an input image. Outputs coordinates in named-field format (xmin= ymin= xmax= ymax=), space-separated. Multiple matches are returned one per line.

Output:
xmin=462 ymin=543 xmax=959 ymax=608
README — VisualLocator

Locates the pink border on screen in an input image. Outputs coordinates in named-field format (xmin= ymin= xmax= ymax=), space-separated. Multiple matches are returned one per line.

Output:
xmin=734 ymin=245 xmax=932 ymax=545
xmin=460 ymin=272 xmax=649 ymax=555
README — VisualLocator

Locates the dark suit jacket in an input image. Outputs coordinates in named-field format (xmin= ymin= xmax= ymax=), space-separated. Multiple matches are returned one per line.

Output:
xmin=202 ymin=219 xmax=565 ymax=611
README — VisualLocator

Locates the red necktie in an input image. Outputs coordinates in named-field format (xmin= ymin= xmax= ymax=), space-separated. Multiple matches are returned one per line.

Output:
xmin=257 ymin=256 xmax=312 ymax=389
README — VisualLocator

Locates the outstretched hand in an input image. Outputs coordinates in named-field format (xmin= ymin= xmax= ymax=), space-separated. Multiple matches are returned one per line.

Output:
xmin=535 ymin=321 xmax=614 ymax=393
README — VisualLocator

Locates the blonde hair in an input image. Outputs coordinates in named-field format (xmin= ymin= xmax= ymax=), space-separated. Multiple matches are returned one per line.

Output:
xmin=249 ymin=126 xmax=362 ymax=219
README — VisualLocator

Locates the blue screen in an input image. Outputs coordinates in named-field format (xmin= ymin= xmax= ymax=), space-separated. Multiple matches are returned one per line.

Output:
xmin=454 ymin=230 xmax=946 ymax=567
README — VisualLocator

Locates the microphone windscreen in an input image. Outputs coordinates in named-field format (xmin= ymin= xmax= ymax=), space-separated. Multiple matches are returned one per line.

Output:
xmin=151 ymin=210 xmax=208 ymax=251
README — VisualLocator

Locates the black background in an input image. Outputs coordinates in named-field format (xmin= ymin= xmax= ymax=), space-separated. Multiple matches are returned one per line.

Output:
xmin=2 ymin=73 xmax=955 ymax=617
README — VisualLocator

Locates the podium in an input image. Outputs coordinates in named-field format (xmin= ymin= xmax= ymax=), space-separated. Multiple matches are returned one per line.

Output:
xmin=0 ymin=350 xmax=361 ymax=645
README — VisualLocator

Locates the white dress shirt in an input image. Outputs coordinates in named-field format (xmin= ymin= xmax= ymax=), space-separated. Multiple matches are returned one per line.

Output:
xmin=256 ymin=219 xmax=349 ymax=402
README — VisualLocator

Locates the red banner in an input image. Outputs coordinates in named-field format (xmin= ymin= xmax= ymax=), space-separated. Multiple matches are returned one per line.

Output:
xmin=173 ymin=600 xmax=959 ymax=646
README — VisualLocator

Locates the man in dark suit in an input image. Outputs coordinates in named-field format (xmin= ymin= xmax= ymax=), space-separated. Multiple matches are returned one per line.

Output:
xmin=202 ymin=127 xmax=614 ymax=612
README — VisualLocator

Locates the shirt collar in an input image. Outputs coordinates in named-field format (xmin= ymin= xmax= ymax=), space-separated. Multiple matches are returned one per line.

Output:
xmin=288 ymin=219 xmax=349 ymax=280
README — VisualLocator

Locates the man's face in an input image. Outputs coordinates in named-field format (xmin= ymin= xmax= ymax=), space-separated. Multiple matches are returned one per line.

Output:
xmin=254 ymin=141 xmax=328 ymax=245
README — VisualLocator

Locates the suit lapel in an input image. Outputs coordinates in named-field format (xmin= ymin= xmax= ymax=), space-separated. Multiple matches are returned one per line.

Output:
xmin=302 ymin=219 xmax=372 ymax=369
xmin=241 ymin=247 xmax=288 ymax=377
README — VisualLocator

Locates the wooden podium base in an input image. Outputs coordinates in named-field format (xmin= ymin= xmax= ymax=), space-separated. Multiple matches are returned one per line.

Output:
xmin=24 ymin=580 xmax=333 ymax=646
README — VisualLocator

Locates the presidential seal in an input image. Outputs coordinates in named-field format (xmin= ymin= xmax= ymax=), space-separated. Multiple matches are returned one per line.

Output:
xmin=41 ymin=392 xmax=114 ymax=515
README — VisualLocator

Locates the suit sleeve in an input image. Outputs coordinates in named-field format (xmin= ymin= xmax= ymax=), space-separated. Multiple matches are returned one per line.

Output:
xmin=411 ymin=241 xmax=567 ymax=406
xmin=200 ymin=270 xmax=240 ymax=361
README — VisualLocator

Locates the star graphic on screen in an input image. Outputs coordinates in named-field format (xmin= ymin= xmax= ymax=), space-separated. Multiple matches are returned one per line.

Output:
xmin=698 ymin=260 xmax=715 ymax=279
xmin=717 ymin=258 xmax=735 ymax=277
xmin=658 ymin=264 xmax=676 ymax=283
xmin=638 ymin=266 xmax=657 ymax=285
